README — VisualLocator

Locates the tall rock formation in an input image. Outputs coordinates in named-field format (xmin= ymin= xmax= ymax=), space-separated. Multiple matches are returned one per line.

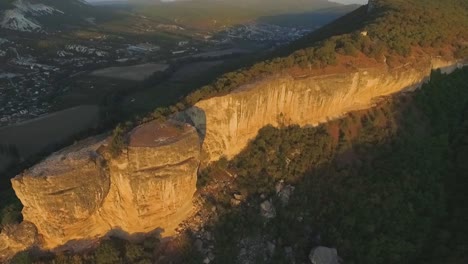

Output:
xmin=8 ymin=121 xmax=200 ymax=250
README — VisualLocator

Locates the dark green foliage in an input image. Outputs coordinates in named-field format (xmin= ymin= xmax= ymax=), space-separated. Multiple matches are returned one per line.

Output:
xmin=108 ymin=122 xmax=133 ymax=157
xmin=94 ymin=240 xmax=122 ymax=264
xmin=124 ymin=243 xmax=149 ymax=263
xmin=233 ymin=125 xmax=333 ymax=195
xmin=29 ymin=236 xmax=160 ymax=264
xmin=10 ymin=252 xmax=32 ymax=264
xmin=368 ymin=0 xmax=468 ymax=56
xmin=0 ymin=204 xmax=22 ymax=227
xmin=0 ymin=190 xmax=22 ymax=228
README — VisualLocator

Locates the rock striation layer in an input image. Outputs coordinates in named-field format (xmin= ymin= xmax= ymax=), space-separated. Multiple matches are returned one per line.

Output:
xmin=179 ymin=58 xmax=465 ymax=163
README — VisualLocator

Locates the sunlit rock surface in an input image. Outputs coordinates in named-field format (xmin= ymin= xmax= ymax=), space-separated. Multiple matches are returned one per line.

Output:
xmin=182 ymin=58 xmax=465 ymax=163
xmin=0 ymin=222 xmax=38 ymax=260
xmin=10 ymin=121 xmax=200 ymax=250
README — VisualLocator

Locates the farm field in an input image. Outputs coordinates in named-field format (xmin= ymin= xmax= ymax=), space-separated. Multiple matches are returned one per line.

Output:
xmin=123 ymin=60 xmax=230 ymax=114
xmin=0 ymin=105 xmax=100 ymax=162
xmin=91 ymin=63 xmax=170 ymax=81
xmin=169 ymin=61 xmax=224 ymax=82
xmin=186 ymin=49 xmax=251 ymax=59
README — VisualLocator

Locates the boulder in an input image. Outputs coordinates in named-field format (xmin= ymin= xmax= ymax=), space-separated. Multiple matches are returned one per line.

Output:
xmin=260 ymin=200 xmax=276 ymax=219
xmin=309 ymin=247 xmax=340 ymax=264
xmin=276 ymin=181 xmax=295 ymax=206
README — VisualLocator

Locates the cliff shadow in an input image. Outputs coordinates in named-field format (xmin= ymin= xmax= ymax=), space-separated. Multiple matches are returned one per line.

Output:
xmin=172 ymin=106 xmax=207 ymax=146
xmin=9 ymin=226 xmax=166 ymax=263
xmin=186 ymin=69 xmax=468 ymax=263
xmin=55 ymin=227 xmax=165 ymax=253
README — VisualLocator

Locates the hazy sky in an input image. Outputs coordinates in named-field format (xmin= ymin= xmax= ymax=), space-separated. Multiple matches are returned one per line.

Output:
xmin=86 ymin=0 xmax=369 ymax=3
xmin=330 ymin=0 xmax=368 ymax=4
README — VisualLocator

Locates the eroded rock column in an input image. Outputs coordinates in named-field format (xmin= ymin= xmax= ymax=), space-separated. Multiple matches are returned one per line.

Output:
xmin=10 ymin=120 xmax=201 ymax=250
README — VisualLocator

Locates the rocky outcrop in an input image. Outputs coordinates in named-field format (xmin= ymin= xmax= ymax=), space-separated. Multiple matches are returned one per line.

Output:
xmin=179 ymin=58 xmax=465 ymax=163
xmin=309 ymin=247 xmax=340 ymax=264
xmin=10 ymin=121 xmax=200 ymax=251
xmin=0 ymin=222 xmax=38 ymax=260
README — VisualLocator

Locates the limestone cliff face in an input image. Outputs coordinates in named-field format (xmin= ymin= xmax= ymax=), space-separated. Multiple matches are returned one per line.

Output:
xmin=100 ymin=121 xmax=200 ymax=238
xmin=8 ymin=121 xmax=200 ymax=250
xmin=12 ymin=136 xmax=110 ymax=246
xmin=180 ymin=59 xmax=465 ymax=163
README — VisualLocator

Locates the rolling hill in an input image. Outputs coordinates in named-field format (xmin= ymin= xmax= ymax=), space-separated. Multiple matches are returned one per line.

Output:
xmin=0 ymin=0 xmax=107 ymax=32
xmin=131 ymin=0 xmax=360 ymax=30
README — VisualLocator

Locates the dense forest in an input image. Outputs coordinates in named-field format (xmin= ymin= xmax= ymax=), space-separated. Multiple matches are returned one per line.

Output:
xmin=11 ymin=66 xmax=468 ymax=264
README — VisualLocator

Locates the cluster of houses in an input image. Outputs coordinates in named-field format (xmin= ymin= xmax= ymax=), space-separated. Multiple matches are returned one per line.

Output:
xmin=219 ymin=23 xmax=311 ymax=45
xmin=0 ymin=36 xmax=186 ymax=126
xmin=1 ymin=20 xmax=310 ymax=127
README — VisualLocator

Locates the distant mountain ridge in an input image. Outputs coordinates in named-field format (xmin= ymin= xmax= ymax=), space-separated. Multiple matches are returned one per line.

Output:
xmin=0 ymin=0 xmax=90 ymax=32
xmin=131 ymin=0 xmax=355 ymax=30
xmin=130 ymin=0 xmax=347 ymax=10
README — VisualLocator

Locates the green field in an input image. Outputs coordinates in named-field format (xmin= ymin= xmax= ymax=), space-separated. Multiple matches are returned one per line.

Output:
xmin=91 ymin=63 xmax=170 ymax=81
xmin=122 ymin=58 xmax=247 ymax=115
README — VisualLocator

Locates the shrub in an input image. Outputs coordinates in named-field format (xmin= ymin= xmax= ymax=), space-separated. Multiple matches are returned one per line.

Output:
xmin=10 ymin=252 xmax=31 ymax=264
xmin=124 ymin=243 xmax=146 ymax=263
xmin=94 ymin=240 xmax=122 ymax=264
xmin=108 ymin=123 xmax=131 ymax=157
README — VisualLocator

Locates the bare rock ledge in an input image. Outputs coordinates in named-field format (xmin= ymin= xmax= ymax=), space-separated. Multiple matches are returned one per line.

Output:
xmin=8 ymin=120 xmax=201 ymax=252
